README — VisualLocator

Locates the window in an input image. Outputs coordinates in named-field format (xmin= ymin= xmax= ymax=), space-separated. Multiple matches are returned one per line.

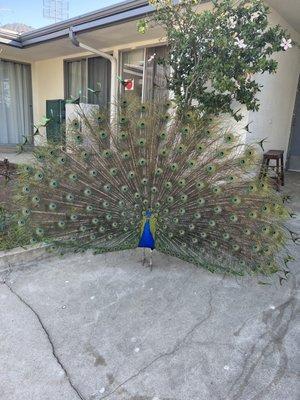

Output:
xmin=0 ymin=60 xmax=33 ymax=145
xmin=120 ymin=45 xmax=169 ymax=102
xmin=65 ymin=56 xmax=111 ymax=107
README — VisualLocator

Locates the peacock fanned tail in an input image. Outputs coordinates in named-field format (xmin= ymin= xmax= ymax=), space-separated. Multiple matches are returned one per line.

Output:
xmin=15 ymin=98 xmax=292 ymax=275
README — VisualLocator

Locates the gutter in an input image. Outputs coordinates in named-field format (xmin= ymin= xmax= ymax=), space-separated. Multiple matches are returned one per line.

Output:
xmin=1 ymin=0 xmax=154 ymax=49
xmin=69 ymin=28 xmax=118 ymax=124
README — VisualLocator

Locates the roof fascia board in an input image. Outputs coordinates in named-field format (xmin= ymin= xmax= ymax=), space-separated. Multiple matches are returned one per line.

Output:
xmin=21 ymin=0 xmax=149 ymax=40
xmin=19 ymin=4 xmax=154 ymax=48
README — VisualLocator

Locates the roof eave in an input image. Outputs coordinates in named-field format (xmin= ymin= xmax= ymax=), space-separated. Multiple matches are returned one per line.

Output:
xmin=0 ymin=0 xmax=153 ymax=49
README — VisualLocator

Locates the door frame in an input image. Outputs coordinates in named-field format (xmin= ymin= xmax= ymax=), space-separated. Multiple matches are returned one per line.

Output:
xmin=286 ymin=73 xmax=300 ymax=171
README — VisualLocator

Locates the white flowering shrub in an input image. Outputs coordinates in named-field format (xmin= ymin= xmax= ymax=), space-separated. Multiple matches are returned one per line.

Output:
xmin=138 ymin=0 xmax=293 ymax=119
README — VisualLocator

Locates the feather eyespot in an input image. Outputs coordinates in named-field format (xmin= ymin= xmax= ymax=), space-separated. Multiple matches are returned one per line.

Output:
xmin=170 ymin=163 xmax=178 ymax=171
xmin=48 ymin=203 xmax=57 ymax=211
xmin=100 ymin=131 xmax=108 ymax=140
xmin=36 ymin=227 xmax=44 ymax=236
xmin=128 ymin=171 xmax=135 ymax=179
xmin=22 ymin=186 xmax=30 ymax=194
xmin=49 ymin=179 xmax=59 ymax=188
xmin=22 ymin=208 xmax=31 ymax=216
xmin=34 ymin=172 xmax=44 ymax=181
xmin=32 ymin=196 xmax=40 ymax=204
xmin=138 ymin=158 xmax=146 ymax=166
xmin=66 ymin=193 xmax=75 ymax=201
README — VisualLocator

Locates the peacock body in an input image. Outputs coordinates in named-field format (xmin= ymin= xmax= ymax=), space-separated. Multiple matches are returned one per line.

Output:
xmin=16 ymin=98 xmax=291 ymax=275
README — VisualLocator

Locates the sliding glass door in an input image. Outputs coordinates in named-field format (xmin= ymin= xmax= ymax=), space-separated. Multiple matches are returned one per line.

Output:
xmin=0 ymin=60 xmax=33 ymax=146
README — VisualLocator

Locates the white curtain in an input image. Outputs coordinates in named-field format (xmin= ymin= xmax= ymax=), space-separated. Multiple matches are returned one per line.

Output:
xmin=66 ymin=57 xmax=110 ymax=106
xmin=66 ymin=59 xmax=87 ymax=102
xmin=0 ymin=60 xmax=33 ymax=145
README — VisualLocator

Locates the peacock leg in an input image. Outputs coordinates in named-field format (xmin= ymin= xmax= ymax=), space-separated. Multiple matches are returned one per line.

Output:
xmin=148 ymin=249 xmax=153 ymax=271
xmin=141 ymin=248 xmax=146 ymax=266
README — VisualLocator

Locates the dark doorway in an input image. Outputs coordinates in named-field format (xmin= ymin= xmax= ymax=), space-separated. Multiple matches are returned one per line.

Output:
xmin=287 ymin=75 xmax=300 ymax=171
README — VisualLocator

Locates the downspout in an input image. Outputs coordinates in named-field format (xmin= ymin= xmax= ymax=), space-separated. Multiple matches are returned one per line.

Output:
xmin=69 ymin=27 xmax=117 ymax=123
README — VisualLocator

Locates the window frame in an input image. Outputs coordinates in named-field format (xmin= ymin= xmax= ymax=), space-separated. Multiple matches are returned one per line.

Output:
xmin=119 ymin=43 xmax=169 ymax=102
xmin=64 ymin=54 xmax=112 ymax=105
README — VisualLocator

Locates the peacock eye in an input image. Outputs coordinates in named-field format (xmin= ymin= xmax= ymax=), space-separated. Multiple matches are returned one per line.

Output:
xmin=22 ymin=208 xmax=31 ymax=216
xmin=170 ymin=163 xmax=178 ymax=171
xmin=128 ymin=171 xmax=135 ymax=179
xmin=137 ymin=138 xmax=146 ymax=147
xmin=139 ymin=158 xmax=146 ymax=166
xmin=75 ymin=134 xmax=82 ymax=143
xmin=32 ymin=196 xmax=40 ymax=204
xmin=167 ymin=196 xmax=174 ymax=204
xmin=49 ymin=202 xmax=57 ymax=210
xmin=49 ymin=179 xmax=59 ymax=188
xmin=89 ymin=170 xmax=97 ymax=177
xmin=58 ymin=220 xmax=66 ymax=228
xmin=36 ymin=227 xmax=44 ymax=236
xmin=100 ymin=131 xmax=108 ymax=140
xmin=110 ymin=168 xmax=118 ymax=176
xmin=69 ymin=173 xmax=78 ymax=182
xmin=22 ymin=186 xmax=30 ymax=194
xmin=206 ymin=164 xmax=215 ymax=173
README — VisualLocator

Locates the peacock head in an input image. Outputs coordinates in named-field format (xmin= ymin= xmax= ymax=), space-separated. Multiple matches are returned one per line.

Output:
xmin=145 ymin=210 xmax=152 ymax=218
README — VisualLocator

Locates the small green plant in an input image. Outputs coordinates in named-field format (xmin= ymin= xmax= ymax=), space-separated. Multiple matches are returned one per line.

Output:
xmin=138 ymin=0 xmax=293 ymax=119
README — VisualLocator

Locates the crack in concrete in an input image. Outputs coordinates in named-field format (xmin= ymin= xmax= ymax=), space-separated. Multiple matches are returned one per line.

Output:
xmin=99 ymin=278 xmax=220 ymax=399
xmin=1 ymin=279 xmax=87 ymax=400
xmin=228 ymin=274 xmax=298 ymax=400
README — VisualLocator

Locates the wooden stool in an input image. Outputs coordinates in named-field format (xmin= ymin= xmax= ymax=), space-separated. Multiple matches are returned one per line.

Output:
xmin=260 ymin=150 xmax=284 ymax=188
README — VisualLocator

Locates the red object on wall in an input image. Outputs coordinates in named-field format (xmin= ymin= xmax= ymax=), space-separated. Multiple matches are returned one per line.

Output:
xmin=124 ymin=79 xmax=134 ymax=91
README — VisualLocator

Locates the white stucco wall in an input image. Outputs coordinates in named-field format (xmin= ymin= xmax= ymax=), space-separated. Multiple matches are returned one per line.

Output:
xmin=247 ymin=8 xmax=300 ymax=160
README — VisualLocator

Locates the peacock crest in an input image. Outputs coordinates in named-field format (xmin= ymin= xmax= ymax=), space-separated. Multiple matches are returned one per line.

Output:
xmin=15 ymin=97 xmax=292 ymax=275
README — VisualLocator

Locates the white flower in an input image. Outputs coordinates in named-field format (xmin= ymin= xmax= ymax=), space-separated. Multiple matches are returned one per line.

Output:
xmin=281 ymin=38 xmax=292 ymax=51
xmin=147 ymin=53 xmax=156 ymax=63
xmin=235 ymin=37 xmax=247 ymax=49
xmin=250 ymin=11 xmax=261 ymax=21
xmin=228 ymin=16 xmax=237 ymax=29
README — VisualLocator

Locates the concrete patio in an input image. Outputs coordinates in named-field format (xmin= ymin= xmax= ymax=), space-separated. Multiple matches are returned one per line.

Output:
xmin=0 ymin=173 xmax=299 ymax=400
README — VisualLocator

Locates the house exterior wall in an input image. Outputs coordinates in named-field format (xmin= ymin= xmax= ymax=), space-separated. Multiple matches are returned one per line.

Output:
xmin=23 ymin=4 xmax=300 ymax=151
xmin=31 ymin=37 xmax=167 ymax=144
xmin=247 ymin=8 xmax=300 ymax=160
xmin=31 ymin=57 xmax=65 ymax=145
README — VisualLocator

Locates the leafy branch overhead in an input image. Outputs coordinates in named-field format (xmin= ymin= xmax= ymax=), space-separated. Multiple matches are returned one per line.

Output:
xmin=138 ymin=0 xmax=293 ymax=119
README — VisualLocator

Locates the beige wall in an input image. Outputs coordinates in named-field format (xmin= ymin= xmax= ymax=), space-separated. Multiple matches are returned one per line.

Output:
xmin=247 ymin=8 xmax=300 ymax=160
xmin=31 ymin=57 xmax=65 ymax=145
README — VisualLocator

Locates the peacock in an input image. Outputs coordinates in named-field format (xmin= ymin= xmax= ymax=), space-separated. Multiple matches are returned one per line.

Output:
xmin=15 ymin=97 xmax=293 ymax=276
